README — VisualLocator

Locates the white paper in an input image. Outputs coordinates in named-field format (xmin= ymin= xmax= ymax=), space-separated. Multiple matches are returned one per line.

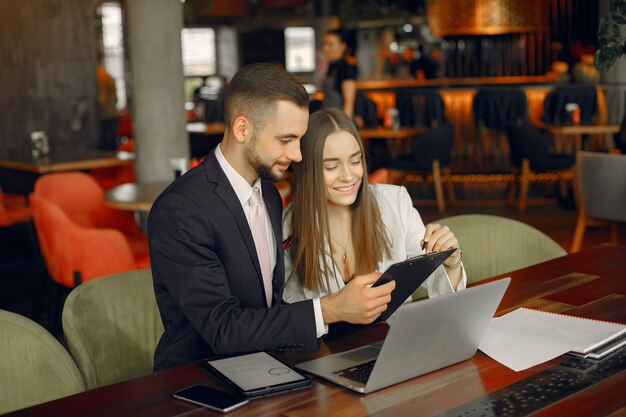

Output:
xmin=478 ymin=309 xmax=593 ymax=372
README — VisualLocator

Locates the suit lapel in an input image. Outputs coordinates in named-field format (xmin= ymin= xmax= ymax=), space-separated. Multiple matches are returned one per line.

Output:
xmin=203 ymin=153 xmax=264 ymax=282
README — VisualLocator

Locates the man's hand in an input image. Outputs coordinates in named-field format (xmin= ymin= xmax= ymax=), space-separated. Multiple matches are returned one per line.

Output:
xmin=320 ymin=273 xmax=395 ymax=325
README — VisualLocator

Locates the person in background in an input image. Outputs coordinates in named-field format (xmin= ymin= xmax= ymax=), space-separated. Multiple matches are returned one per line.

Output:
xmin=572 ymin=48 xmax=600 ymax=84
xmin=283 ymin=108 xmax=466 ymax=305
xmin=148 ymin=64 xmax=395 ymax=371
xmin=410 ymin=44 xmax=440 ymax=80
xmin=96 ymin=49 xmax=119 ymax=151
xmin=321 ymin=30 xmax=360 ymax=126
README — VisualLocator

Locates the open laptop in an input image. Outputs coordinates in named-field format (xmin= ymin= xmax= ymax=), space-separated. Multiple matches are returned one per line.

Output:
xmin=296 ymin=278 xmax=510 ymax=393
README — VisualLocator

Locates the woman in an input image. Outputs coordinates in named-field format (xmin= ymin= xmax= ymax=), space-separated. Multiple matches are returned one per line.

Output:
xmin=321 ymin=30 xmax=358 ymax=122
xmin=283 ymin=109 xmax=466 ymax=303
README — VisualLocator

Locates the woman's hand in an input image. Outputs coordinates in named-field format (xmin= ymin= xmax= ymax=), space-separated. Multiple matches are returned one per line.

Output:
xmin=420 ymin=223 xmax=461 ymax=268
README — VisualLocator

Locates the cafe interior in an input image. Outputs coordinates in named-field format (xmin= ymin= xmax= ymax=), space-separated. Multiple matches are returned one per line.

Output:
xmin=1 ymin=0 xmax=625 ymax=415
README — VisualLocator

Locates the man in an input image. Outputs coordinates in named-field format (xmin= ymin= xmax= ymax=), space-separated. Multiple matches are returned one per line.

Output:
xmin=149 ymin=63 xmax=395 ymax=371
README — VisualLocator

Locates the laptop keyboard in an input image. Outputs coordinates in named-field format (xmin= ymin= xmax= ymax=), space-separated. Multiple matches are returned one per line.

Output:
xmin=333 ymin=359 xmax=377 ymax=384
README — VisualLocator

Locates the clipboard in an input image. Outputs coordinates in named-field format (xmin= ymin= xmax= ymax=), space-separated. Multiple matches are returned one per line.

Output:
xmin=200 ymin=351 xmax=311 ymax=398
xmin=325 ymin=248 xmax=456 ymax=339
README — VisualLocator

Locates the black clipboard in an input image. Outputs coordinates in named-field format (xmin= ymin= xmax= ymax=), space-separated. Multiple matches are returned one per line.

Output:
xmin=325 ymin=248 xmax=456 ymax=339
xmin=200 ymin=351 xmax=311 ymax=398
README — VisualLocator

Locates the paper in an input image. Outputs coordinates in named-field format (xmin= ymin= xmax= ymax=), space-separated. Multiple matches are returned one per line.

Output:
xmin=478 ymin=308 xmax=625 ymax=371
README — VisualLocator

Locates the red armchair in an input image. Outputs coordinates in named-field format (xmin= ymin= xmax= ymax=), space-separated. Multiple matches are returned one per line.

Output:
xmin=0 ymin=188 xmax=30 ymax=227
xmin=30 ymin=172 xmax=149 ymax=287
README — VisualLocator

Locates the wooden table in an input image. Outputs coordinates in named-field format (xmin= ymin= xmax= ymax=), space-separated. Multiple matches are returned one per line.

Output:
xmin=358 ymin=126 xmax=428 ymax=157
xmin=104 ymin=180 xmax=172 ymax=212
xmin=6 ymin=245 xmax=626 ymax=417
xmin=0 ymin=150 xmax=134 ymax=195
xmin=105 ymin=179 xmax=292 ymax=212
xmin=542 ymin=124 xmax=621 ymax=154
xmin=186 ymin=122 xmax=225 ymax=135
xmin=0 ymin=150 xmax=134 ymax=174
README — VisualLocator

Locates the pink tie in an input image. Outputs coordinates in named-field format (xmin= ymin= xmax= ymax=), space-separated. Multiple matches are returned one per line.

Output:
xmin=249 ymin=187 xmax=273 ymax=307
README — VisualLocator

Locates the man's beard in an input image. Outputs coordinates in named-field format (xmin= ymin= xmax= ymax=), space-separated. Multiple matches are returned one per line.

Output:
xmin=245 ymin=134 xmax=285 ymax=182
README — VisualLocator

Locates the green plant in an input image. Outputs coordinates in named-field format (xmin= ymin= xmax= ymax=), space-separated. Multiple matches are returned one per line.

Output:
xmin=596 ymin=0 xmax=626 ymax=69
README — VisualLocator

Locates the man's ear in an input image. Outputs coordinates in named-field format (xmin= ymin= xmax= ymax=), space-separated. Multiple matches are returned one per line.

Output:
xmin=232 ymin=116 xmax=252 ymax=144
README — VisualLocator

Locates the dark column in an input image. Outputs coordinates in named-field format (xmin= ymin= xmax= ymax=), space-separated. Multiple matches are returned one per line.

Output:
xmin=0 ymin=0 xmax=98 ymax=159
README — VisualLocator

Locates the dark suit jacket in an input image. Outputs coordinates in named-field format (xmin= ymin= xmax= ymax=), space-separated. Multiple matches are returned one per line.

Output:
xmin=149 ymin=151 xmax=318 ymax=371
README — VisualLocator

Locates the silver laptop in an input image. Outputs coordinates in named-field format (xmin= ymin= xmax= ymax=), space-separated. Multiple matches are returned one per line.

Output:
xmin=296 ymin=278 xmax=510 ymax=393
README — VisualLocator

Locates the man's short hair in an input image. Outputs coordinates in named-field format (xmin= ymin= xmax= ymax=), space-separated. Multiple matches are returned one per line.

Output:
xmin=223 ymin=63 xmax=309 ymax=130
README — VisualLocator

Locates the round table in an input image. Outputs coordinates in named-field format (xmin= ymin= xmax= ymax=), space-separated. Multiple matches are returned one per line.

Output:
xmin=105 ymin=179 xmax=292 ymax=212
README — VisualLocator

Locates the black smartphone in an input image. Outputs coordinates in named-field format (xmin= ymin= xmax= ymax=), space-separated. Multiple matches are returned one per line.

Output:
xmin=172 ymin=384 xmax=249 ymax=413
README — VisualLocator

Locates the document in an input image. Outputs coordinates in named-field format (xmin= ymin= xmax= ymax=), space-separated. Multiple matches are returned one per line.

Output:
xmin=478 ymin=308 xmax=626 ymax=371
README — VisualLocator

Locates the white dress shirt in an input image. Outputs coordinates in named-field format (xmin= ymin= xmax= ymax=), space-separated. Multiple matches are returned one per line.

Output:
xmin=215 ymin=145 xmax=325 ymax=336
xmin=283 ymin=184 xmax=467 ymax=309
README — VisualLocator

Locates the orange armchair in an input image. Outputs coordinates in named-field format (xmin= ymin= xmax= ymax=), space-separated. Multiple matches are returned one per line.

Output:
xmin=0 ymin=188 xmax=30 ymax=227
xmin=30 ymin=172 xmax=149 ymax=286
xmin=29 ymin=194 xmax=138 ymax=287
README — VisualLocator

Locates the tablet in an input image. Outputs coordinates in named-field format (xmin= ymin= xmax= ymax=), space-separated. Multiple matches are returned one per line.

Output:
xmin=326 ymin=248 xmax=456 ymax=339
xmin=201 ymin=351 xmax=311 ymax=398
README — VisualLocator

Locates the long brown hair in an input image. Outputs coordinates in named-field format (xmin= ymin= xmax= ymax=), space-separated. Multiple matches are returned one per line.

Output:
xmin=287 ymin=108 xmax=391 ymax=292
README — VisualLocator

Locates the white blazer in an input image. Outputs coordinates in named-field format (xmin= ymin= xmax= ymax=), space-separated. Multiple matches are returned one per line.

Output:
xmin=283 ymin=184 xmax=467 ymax=303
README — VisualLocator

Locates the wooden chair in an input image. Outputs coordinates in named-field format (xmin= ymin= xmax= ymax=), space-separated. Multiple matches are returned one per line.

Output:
xmin=505 ymin=125 xmax=574 ymax=212
xmin=472 ymin=88 xmax=529 ymax=166
xmin=571 ymin=151 xmax=626 ymax=252
xmin=388 ymin=124 xmax=456 ymax=213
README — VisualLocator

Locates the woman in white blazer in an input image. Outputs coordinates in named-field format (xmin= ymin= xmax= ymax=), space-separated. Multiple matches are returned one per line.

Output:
xmin=283 ymin=108 xmax=466 ymax=305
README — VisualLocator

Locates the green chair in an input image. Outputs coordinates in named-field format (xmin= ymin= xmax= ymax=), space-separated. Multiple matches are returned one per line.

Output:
xmin=0 ymin=310 xmax=85 ymax=414
xmin=438 ymin=214 xmax=566 ymax=283
xmin=62 ymin=269 xmax=163 ymax=389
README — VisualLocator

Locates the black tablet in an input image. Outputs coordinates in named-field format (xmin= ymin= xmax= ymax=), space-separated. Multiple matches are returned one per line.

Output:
xmin=200 ymin=351 xmax=311 ymax=398
xmin=326 ymin=248 xmax=456 ymax=339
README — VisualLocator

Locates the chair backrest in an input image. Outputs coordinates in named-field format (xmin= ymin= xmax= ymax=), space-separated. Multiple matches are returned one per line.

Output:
xmin=0 ymin=310 xmax=84 ymax=414
xmin=410 ymin=124 xmax=455 ymax=170
xmin=504 ymin=125 xmax=553 ymax=168
xmin=62 ymin=269 xmax=164 ymax=389
xmin=29 ymin=193 xmax=137 ymax=287
xmin=397 ymin=89 xmax=447 ymax=127
xmin=472 ymin=88 xmax=529 ymax=129
xmin=0 ymin=191 xmax=9 ymax=227
xmin=576 ymin=151 xmax=626 ymax=223
xmin=437 ymin=214 xmax=566 ymax=283
xmin=33 ymin=172 xmax=138 ymax=233
xmin=365 ymin=91 xmax=396 ymax=121
xmin=354 ymin=93 xmax=379 ymax=127
xmin=543 ymin=84 xmax=597 ymax=125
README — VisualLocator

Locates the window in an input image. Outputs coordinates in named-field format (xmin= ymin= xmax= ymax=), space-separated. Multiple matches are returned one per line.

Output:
xmin=181 ymin=28 xmax=217 ymax=76
xmin=100 ymin=2 xmax=126 ymax=109
xmin=285 ymin=27 xmax=315 ymax=73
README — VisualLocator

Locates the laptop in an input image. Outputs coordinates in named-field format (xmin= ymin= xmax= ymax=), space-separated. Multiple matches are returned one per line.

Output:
xmin=296 ymin=277 xmax=510 ymax=393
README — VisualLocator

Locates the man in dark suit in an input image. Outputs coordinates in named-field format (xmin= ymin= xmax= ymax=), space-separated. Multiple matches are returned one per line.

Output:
xmin=149 ymin=63 xmax=395 ymax=371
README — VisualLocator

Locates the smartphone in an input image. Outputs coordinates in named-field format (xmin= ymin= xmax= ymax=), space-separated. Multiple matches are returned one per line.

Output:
xmin=173 ymin=384 xmax=249 ymax=413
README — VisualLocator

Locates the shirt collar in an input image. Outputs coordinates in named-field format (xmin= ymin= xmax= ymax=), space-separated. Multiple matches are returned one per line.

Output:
xmin=215 ymin=143 xmax=262 ymax=207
